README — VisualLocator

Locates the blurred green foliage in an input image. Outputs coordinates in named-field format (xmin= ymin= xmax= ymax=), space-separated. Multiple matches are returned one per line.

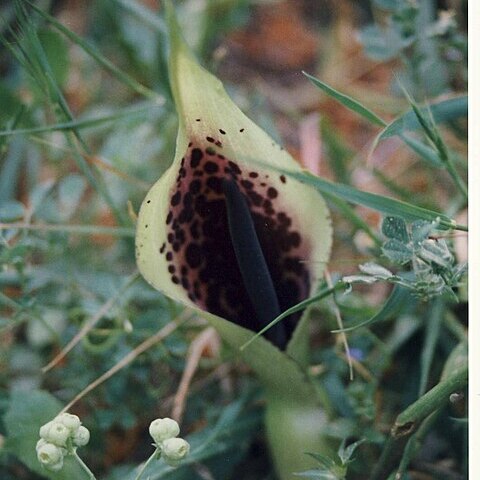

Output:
xmin=0 ymin=1 xmax=467 ymax=479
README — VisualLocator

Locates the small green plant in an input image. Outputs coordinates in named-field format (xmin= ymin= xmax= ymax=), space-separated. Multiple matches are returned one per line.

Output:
xmin=344 ymin=216 xmax=467 ymax=301
xmin=360 ymin=0 xmax=467 ymax=96
xmin=295 ymin=439 xmax=365 ymax=480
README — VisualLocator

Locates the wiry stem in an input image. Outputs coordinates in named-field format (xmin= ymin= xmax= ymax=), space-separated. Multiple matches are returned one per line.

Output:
xmin=134 ymin=448 xmax=161 ymax=480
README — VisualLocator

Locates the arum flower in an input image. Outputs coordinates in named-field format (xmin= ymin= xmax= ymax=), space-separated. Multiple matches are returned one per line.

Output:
xmin=136 ymin=2 xmax=333 ymax=478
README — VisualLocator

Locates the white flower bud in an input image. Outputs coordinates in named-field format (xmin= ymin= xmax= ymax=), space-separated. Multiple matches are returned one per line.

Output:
xmin=72 ymin=425 xmax=90 ymax=447
xmin=55 ymin=413 xmax=81 ymax=433
xmin=46 ymin=457 xmax=64 ymax=472
xmin=36 ymin=442 xmax=63 ymax=467
xmin=36 ymin=438 xmax=47 ymax=450
xmin=149 ymin=418 xmax=180 ymax=444
xmin=39 ymin=421 xmax=55 ymax=440
xmin=42 ymin=421 xmax=70 ymax=447
xmin=161 ymin=437 xmax=190 ymax=462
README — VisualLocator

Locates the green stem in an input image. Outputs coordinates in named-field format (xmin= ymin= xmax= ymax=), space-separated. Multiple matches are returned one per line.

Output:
xmin=72 ymin=450 xmax=97 ymax=480
xmin=393 ymin=364 xmax=467 ymax=436
xmin=396 ymin=411 xmax=440 ymax=478
xmin=444 ymin=311 xmax=467 ymax=342
xmin=369 ymin=365 xmax=467 ymax=480
xmin=134 ymin=448 xmax=161 ymax=480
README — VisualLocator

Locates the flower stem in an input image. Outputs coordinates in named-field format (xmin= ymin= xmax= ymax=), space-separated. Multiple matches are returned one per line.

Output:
xmin=72 ymin=450 xmax=97 ymax=480
xmin=134 ymin=448 xmax=161 ymax=480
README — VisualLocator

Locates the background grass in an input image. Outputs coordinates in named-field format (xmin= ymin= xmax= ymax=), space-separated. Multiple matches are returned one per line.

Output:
xmin=0 ymin=1 xmax=467 ymax=479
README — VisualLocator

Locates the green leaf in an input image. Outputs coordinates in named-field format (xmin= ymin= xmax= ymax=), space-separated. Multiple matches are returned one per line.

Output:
xmin=3 ymin=390 xmax=90 ymax=479
xmin=358 ymin=262 xmax=393 ymax=279
xmin=338 ymin=438 xmax=366 ymax=465
xmin=270 ymin=169 xmax=465 ymax=231
xmin=398 ymin=135 xmax=444 ymax=168
xmin=382 ymin=216 xmax=409 ymax=242
xmin=333 ymin=285 xmax=412 ymax=333
xmin=303 ymin=72 xmax=385 ymax=127
xmin=294 ymin=470 xmax=338 ymax=479
xmin=342 ymin=275 xmax=378 ymax=285
xmin=379 ymin=96 xmax=468 ymax=139
xmin=411 ymin=220 xmax=435 ymax=243
xmin=358 ymin=24 xmax=407 ymax=61
xmin=418 ymin=239 xmax=453 ymax=267
xmin=37 ymin=30 xmax=69 ymax=87
xmin=0 ymin=82 xmax=22 ymax=125
xmin=382 ymin=239 xmax=414 ymax=264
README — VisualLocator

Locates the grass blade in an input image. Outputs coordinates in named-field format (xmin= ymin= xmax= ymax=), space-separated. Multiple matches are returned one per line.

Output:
xmin=0 ymin=102 xmax=162 ymax=137
xmin=9 ymin=1 xmax=129 ymax=224
xmin=304 ymin=72 xmax=448 ymax=169
xmin=379 ymin=95 xmax=468 ymax=139
xmin=402 ymin=89 xmax=468 ymax=200
xmin=332 ymin=285 xmax=412 ymax=333
xmin=241 ymin=281 xmax=347 ymax=351
xmin=303 ymin=71 xmax=386 ymax=127
xmin=274 ymin=168 xmax=466 ymax=231
xmin=27 ymin=1 xmax=164 ymax=102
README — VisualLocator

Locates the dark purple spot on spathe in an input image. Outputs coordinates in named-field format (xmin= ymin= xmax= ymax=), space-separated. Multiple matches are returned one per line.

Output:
xmin=267 ymin=187 xmax=278 ymax=199
xmin=171 ymin=191 xmax=181 ymax=207
xmin=280 ymin=175 xmax=287 ymax=184
xmin=190 ymin=148 xmax=203 ymax=168
xmin=206 ymin=136 xmax=215 ymax=143
xmin=206 ymin=176 xmax=223 ymax=194
xmin=186 ymin=243 xmax=202 ymax=268
xmin=204 ymin=161 xmax=219 ymax=174
xmin=228 ymin=161 xmax=241 ymax=175
xmin=189 ymin=179 xmax=201 ymax=195
xmin=247 ymin=190 xmax=263 ymax=207
xmin=219 ymin=129 xmax=226 ymax=135
xmin=240 ymin=179 xmax=254 ymax=190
